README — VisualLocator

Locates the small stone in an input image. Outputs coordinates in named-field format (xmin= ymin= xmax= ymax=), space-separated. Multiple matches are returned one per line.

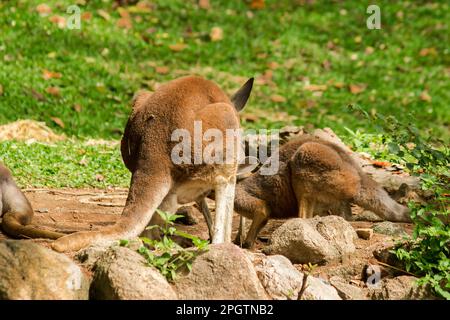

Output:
xmin=356 ymin=228 xmax=373 ymax=240
xmin=36 ymin=208 xmax=49 ymax=213
xmin=373 ymin=221 xmax=407 ymax=237
xmin=353 ymin=210 xmax=383 ymax=222
xmin=329 ymin=276 xmax=367 ymax=300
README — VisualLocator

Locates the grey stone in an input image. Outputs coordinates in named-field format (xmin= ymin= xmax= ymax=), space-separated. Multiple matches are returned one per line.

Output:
xmin=174 ymin=243 xmax=267 ymax=300
xmin=90 ymin=246 xmax=177 ymax=300
xmin=0 ymin=240 xmax=89 ymax=300
xmin=263 ymin=216 xmax=357 ymax=264
xmin=373 ymin=221 xmax=407 ymax=237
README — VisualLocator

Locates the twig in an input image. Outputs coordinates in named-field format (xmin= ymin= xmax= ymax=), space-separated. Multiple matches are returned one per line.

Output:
xmin=297 ymin=272 xmax=309 ymax=300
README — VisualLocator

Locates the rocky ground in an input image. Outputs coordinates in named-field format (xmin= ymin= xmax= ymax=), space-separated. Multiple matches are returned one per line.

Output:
xmin=0 ymin=129 xmax=438 ymax=300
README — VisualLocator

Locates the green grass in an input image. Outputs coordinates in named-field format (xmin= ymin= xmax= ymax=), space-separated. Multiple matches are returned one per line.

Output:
xmin=0 ymin=0 xmax=448 ymax=187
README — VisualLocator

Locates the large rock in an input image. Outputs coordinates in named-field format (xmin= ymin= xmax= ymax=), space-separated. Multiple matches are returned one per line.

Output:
xmin=173 ymin=243 xmax=268 ymax=300
xmin=90 ymin=246 xmax=177 ymax=300
xmin=248 ymin=253 xmax=341 ymax=300
xmin=371 ymin=276 xmax=436 ymax=300
xmin=0 ymin=240 xmax=89 ymax=300
xmin=329 ymin=276 xmax=367 ymax=300
xmin=263 ymin=216 xmax=357 ymax=264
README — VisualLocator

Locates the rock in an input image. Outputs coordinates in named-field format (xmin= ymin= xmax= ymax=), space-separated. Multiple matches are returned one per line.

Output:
xmin=353 ymin=210 xmax=383 ymax=222
xmin=248 ymin=253 xmax=341 ymax=300
xmin=301 ymin=276 xmax=342 ymax=300
xmin=263 ymin=216 xmax=357 ymax=264
xmin=90 ymin=246 xmax=177 ymax=300
xmin=372 ymin=276 xmax=436 ymax=300
xmin=176 ymin=206 xmax=199 ymax=225
xmin=373 ymin=221 xmax=407 ymax=237
xmin=329 ymin=276 xmax=367 ymax=300
xmin=173 ymin=243 xmax=267 ymax=300
xmin=356 ymin=228 xmax=373 ymax=240
xmin=0 ymin=240 xmax=89 ymax=300
xmin=248 ymin=253 xmax=302 ymax=300
xmin=75 ymin=245 xmax=110 ymax=269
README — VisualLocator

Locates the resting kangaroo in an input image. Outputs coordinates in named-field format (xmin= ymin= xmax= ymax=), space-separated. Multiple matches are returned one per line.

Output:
xmin=52 ymin=76 xmax=253 ymax=252
xmin=0 ymin=163 xmax=64 ymax=239
xmin=232 ymin=135 xmax=411 ymax=248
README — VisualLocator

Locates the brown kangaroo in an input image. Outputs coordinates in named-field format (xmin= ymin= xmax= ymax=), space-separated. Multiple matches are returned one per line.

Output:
xmin=0 ymin=163 xmax=64 ymax=239
xmin=51 ymin=75 xmax=253 ymax=252
xmin=232 ymin=135 xmax=411 ymax=248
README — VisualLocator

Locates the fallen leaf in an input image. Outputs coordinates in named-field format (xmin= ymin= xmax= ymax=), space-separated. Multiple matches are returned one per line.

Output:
xmin=365 ymin=46 xmax=375 ymax=55
xmin=117 ymin=7 xmax=131 ymax=19
xmin=95 ymin=174 xmax=105 ymax=182
xmin=46 ymin=87 xmax=61 ymax=97
xmin=29 ymin=88 xmax=46 ymax=101
xmin=322 ymin=60 xmax=331 ymax=70
xmin=270 ymin=94 xmax=286 ymax=103
xmin=354 ymin=36 xmax=362 ymax=43
xmin=250 ymin=0 xmax=265 ymax=9
xmin=155 ymin=66 xmax=169 ymax=74
xmin=419 ymin=47 xmax=437 ymax=57
xmin=371 ymin=160 xmax=391 ymax=168
xmin=210 ymin=27 xmax=223 ymax=42
xmin=81 ymin=12 xmax=92 ymax=21
xmin=198 ymin=0 xmax=211 ymax=10
xmin=0 ymin=84 xmax=3 ymax=96
xmin=51 ymin=117 xmax=65 ymax=128
xmin=420 ymin=90 xmax=432 ymax=102
xmin=117 ymin=17 xmax=132 ymax=29
xmin=169 ymin=43 xmax=187 ymax=52
xmin=79 ymin=158 xmax=88 ymax=166
xmin=42 ymin=69 xmax=62 ymax=80
xmin=349 ymin=84 xmax=366 ymax=94
xmin=36 ymin=4 xmax=51 ymax=16
xmin=241 ymin=113 xmax=259 ymax=123
xmin=266 ymin=61 xmax=279 ymax=69
xmin=49 ymin=15 xmax=66 ymax=28
xmin=333 ymin=82 xmax=345 ymax=89
xmin=73 ymin=104 xmax=82 ymax=112
xmin=97 ymin=9 xmax=111 ymax=21
xmin=304 ymin=84 xmax=327 ymax=92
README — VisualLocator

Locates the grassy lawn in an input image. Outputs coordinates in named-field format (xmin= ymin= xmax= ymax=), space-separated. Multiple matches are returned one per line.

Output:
xmin=0 ymin=0 xmax=448 ymax=187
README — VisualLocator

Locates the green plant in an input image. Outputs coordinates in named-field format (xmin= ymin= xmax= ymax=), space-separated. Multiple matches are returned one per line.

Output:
xmin=348 ymin=105 xmax=450 ymax=299
xmin=121 ymin=209 xmax=209 ymax=282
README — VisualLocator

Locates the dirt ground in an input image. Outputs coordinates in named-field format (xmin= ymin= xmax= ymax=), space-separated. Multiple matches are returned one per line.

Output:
xmin=0 ymin=187 xmax=414 ymax=296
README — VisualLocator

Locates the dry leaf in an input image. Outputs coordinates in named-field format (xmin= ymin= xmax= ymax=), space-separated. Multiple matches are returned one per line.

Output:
xmin=266 ymin=61 xmax=279 ymax=69
xmin=198 ymin=0 xmax=211 ymax=10
xmin=365 ymin=46 xmax=374 ymax=55
xmin=46 ymin=87 xmax=61 ymax=97
xmin=36 ymin=4 xmax=51 ymax=16
xmin=304 ymin=84 xmax=327 ymax=92
xmin=155 ymin=66 xmax=169 ymax=75
xmin=117 ymin=17 xmax=132 ymax=29
xmin=117 ymin=7 xmax=131 ymax=19
xmin=349 ymin=84 xmax=366 ymax=94
xmin=371 ymin=160 xmax=391 ymax=168
xmin=73 ymin=104 xmax=82 ymax=112
xmin=79 ymin=158 xmax=88 ymax=166
xmin=95 ymin=174 xmax=105 ymax=182
xmin=270 ymin=94 xmax=286 ymax=103
xmin=333 ymin=82 xmax=345 ymax=89
xmin=210 ymin=27 xmax=223 ymax=42
xmin=250 ymin=0 xmax=265 ymax=9
xmin=81 ymin=12 xmax=92 ymax=21
xmin=0 ymin=84 xmax=3 ymax=96
xmin=49 ymin=15 xmax=66 ymax=28
xmin=169 ymin=43 xmax=187 ymax=52
xmin=97 ymin=9 xmax=111 ymax=21
xmin=419 ymin=48 xmax=437 ymax=57
xmin=29 ymin=88 xmax=46 ymax=101
xmin=420 ymin=90 xmax=432 ymax=102
xmin=51 ymin=117 xmax=65 ymax=128
xmin=42 ymin=69 xmax=62 ymax=80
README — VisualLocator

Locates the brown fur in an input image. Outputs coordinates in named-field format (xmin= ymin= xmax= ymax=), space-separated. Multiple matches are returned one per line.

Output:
xmin=234 ymin=135 xmax=411 ymax=248
xmin=0 ymin=163 xmax=64 ymax=239
xmin=52 ymin=76 xmax=253 ymax=252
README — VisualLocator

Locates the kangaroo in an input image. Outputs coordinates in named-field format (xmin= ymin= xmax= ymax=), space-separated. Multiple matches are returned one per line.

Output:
xmin=0 ymin=163 xmax=64 ymax=239
xmin=232 ymin=135 xmax=411 ymax=248
xmin=51 ymin=76 xmax=253 ymax=252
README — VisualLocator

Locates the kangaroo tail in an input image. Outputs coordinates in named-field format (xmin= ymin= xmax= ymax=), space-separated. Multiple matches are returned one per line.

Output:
xmin=2 ymin=212 xmax=65 ymax=239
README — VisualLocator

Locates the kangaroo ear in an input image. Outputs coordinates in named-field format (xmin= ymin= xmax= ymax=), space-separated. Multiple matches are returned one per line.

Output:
xmin=237 ymin=156 xmax=259 ymax=177
xmin=231 ymin=78 xmax=254 ymax=112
